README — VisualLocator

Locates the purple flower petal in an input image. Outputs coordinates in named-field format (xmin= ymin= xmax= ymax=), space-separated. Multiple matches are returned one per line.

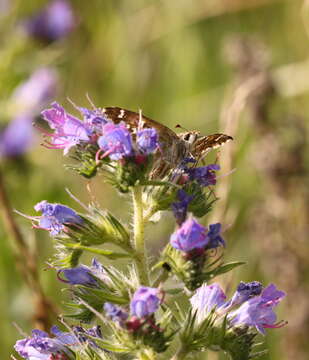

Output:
xmin=98 ymin=122 xmax=133 ymax=160
xmin=25 ymin=0 xmax=76 ymax=43
xmin=190 ymin=283 xmax=227 ymax=323
xmin=130 ymin=287 xmax=161 ymax=318
xmin=170 ymin=217 xmax=208 ymax=252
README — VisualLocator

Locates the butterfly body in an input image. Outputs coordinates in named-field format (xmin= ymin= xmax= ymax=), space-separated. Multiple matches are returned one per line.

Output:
xmin=102 ymin=107 xmax=232 ymax=169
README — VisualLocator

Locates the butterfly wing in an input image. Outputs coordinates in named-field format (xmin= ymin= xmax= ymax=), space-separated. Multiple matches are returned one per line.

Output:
xmin=102 ymin=107 xmax=186 ymax=164
xmin=192 ymin=133 xmax=233 ymax=159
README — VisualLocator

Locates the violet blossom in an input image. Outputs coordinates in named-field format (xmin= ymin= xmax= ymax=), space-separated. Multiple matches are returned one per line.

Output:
xmin=170 ymin=217 xmax=208 ymax=252
xmin=0 ymin=115 xmax=33 ymax=158
xmin=104 ymin=303 xmax=129 ymax=323
xmin=25 ymin=0 xmax=76 ymax=43
xmin=41 ymin=102 xmax=91 ymax=155
xmin=190 ymin=283 xmax=227 ymax=323
xmin=130 ymin=287 xmax=161 ymax=318
xmin=222 ymin=281 xmax=263 ymax=311
xmin=10 ymin=68 xmax=58 ymax=116
xmin=33 ymin=200 xmax=83 ymax=235
xmin=0 ymin=68 xmax=58 ymax=158
xmin=97 ymin=122 xmax=133 ymax=161
xmin=58 ymin=258 xmax=106 ymax=286
xmin=14 ymin=329 xmax=66 ymax=360
xmin=188 ymin=164 xmax=220 ymax=187
xmin=136 ymin=128 xmax=158 ymax=154
xmin=171 ymin=189 xmax=193 ymax=225
xmin=205 ymin=223 xmax=225 ymax=249
xmin=228 ymin=283 xmax=286 ymax=334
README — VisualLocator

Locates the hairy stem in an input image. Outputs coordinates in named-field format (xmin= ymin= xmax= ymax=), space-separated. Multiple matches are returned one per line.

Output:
xmin=0 ymin=170 xmax=57 ymax=330
xmin=132 ymin=186 xmax=149 ymax=286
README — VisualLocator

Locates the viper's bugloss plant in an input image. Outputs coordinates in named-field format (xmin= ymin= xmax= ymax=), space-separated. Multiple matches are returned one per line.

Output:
xmin=14 ymin=99 xmax=286 ymax=360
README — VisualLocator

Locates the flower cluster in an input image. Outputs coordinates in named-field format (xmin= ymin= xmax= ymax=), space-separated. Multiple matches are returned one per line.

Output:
xmin=15 ymin=326 xmax=103 ymax=360
xmin=190 ymin=282 xmax=286 ymax=335
xmin=40 ymin=102 xmax=159 ymax=161
xmin=13 ymin=94 xmax=286 ymax=360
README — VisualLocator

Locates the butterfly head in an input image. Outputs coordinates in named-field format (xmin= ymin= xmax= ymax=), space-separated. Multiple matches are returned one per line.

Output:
xmin=179 ymin=131 xmax=200 ymax=146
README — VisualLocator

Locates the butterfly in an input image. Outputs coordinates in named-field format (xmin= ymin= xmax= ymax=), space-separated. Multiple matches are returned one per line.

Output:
xmin=102 ymin=107 xmax=233 ymax=169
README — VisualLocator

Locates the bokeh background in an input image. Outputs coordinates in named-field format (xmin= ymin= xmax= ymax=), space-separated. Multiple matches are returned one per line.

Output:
xmin=1 ymin=0 xmax=309 ymax=359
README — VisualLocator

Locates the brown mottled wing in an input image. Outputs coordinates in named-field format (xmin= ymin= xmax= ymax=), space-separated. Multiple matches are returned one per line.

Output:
xmin=192 ymin=133 xmax=233 ymax=159
xmin=102 ymin=107 xmax=179 ymax=143
xmin=102 ymin=107 xmax=186 ymax=164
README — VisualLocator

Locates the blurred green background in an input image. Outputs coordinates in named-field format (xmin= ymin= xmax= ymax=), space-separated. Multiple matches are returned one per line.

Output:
xmin=1 ymin=0 xmax=309 ymax=359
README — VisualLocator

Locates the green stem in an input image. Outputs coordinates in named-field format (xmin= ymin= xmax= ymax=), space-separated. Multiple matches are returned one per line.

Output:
xmin=132 ymin=186 xmax=149 ymax=286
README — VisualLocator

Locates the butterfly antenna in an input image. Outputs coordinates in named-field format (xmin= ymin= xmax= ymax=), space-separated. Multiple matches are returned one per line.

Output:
xmin=86 ymin=92 xmax=98 ymax=110
xmin=66 ymin=97 xmax=80 ymax=111
xmin=175 ymin=124 xmax=189 ymax=132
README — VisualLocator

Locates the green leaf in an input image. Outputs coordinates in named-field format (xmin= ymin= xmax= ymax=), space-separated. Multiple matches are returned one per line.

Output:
xmin=210 ymin=261 xmax=246 ymax=277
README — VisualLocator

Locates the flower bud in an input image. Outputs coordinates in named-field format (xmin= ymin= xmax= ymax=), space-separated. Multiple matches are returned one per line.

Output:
xmin=190 ymin=283 xmax=226 ymax=323
xmin=170 ymin=217 xmax=208 ymax=252
xmin=130 ymin=287 xmax=161 ymax=318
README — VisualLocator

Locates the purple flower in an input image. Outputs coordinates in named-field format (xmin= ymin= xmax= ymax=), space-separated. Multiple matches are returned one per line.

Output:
xmin=14 ymin=329 xmax=66 ymax=359
xmin=170 ymin=217 xmax=208 ymax=252
xmin=130 ymin=287 xmax=161 ymax=318
xmin=190 ymin=283 xmax=227 ymax=323
xmin=205 ymin=223 xmax=225 ymax=249
xmin=228 ymin=283 xmax=286 ymax=334
xmin=90 ymin=258 xmax=109 ymax=283
xmin=41 ymin=102 xmax=90 ymax=154
xmin=136 ymin=128 xmax=158 ymax=154
xmin=11 ymin=68 xmax=58 ymax=116
xmin=0 ymin=115 xmax=33 ymax=158
xmin=25 ymin=0 xmax=76 ymax=43
xmin=58 ymin=258 xmax=106 ymax=286
xmin=33 ymin=200 xmax=83 ymax=235
xmin=59 ymin=265 xmax=98 ymax=286
xmin=104 ymin=303 xmax=129 ymax=323
xmin=97 ymin=122 xmax=133 ymax=160
xmin=0 ymin=68 xmax=58 ymax=158
xmin=171 ymin=189 xmax=193 ymax=225
xmin=51 ymin=325 xmax=102 ymax=348
xmin=78 ymin=107 xmax=108 ymax=132
xmin=188 ymin=164 xmax=220 ymax=187
xmin=50 ymin=326 xmax=77 ymax=347
xmin=222 ymin=281 xmax=262 ymax=311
